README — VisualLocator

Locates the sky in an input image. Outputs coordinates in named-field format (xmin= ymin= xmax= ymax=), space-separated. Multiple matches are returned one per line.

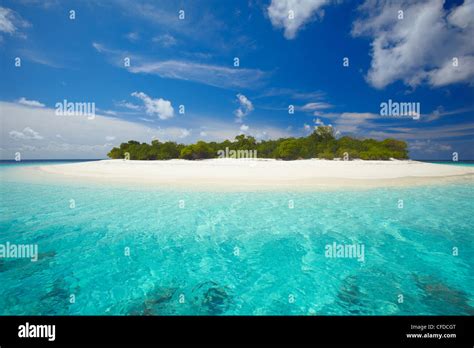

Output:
xmin=0 ymin=0 xmax=473 ymax=160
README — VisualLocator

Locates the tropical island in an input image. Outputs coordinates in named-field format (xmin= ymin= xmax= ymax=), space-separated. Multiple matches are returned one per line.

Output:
xmin=107 ymin=126 xmax=409 ymax=160
xmin=35 ymin=126 xmax=473 ymax=190
xmin=34 ymin=125 xmax=472 ymax=190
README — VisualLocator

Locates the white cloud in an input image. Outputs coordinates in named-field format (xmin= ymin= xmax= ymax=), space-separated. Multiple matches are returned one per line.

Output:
xmin=255 ymin=88 xmax=325 ymax=101
xmin=9 ymin=127 xmax=43 ymax=140
xmin=254 ymin=131 xmax=270 ymax=141
xmin=409 ymin=140 xmax=454 ymax=154
xmin=316 ymin=108 xmax=474 ymax=158
xmin=139 ymin=117 xmax=155 ymax=123
xmin=179 ymin=129 xmax=191 ymax=138
xmin=449 ymin=0 xmax=474 ymax=28
xmin=0 ymin=102 xmax=304 ymax=160
xmin=152 ymin=34 xmax=177 ymax=47
xmin=331 ymin=112 xmax=379 ymax=134
xmin=185 ymin=117 xmax=296 ymax=143
xmin=126 ymin=31 xmax=140 ymax=42
xmin=352 ymin=0 xmax=474 ymax=88
xmin=96 ymin=108 xmax=117 ymax=116
xmin=131 ymin=91 xmax=174 ymax=120
xmin=368 ymin=123 xmax=474 ymax=145
xmin=428 ymin=56 xmax=474 ymax=87
xmin=111 ymin=0 xmax=257 ymax=55
xmin=240 ymin=124 xmax=249 ymax=132
xmin=267 ymin=0 xmax=330 ymax=39
xmin=93 ymin=42 xmax=267 ymax=90
xmin=234 ymin=93 xmax=254 ymax=123
xmin=0 ymin=7 xmax=16 ymax=33
xmin=314 ymin=117 xmax=324 ymax=126
xmin=92 ymin=42 xmax=106 ymax=53
xmin=116 ymin=100 xmax=140 ymax=110
xmin=16 ymin=48 xmax=62 ymax=68
xmin=129 ymin=60 xmax=267 ymax=90
xmin=16 ymin=97 xmax=45 ymax=108
xmin=0 ymin=102 xmax=197 ymax=159
xmin=300 ymin=102 xmax=332 ymax=112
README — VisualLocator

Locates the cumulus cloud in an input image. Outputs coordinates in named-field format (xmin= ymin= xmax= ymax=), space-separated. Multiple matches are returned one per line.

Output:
xmin=352 ymin=0 xmax=474 ymax=88
xmin=234 ymin=93 xmax=254 ymax=123
xmin=131 ymin=91 xmax=174 ymax=120
xmin=267 ymin=0 xmax=330 ymax=39
xmin=16 ymin=97 xmax=45 ymax=108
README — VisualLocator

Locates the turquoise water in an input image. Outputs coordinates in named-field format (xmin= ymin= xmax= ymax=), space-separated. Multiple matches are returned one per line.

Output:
xmin=0 ymin=163 xmax=473 ymax=315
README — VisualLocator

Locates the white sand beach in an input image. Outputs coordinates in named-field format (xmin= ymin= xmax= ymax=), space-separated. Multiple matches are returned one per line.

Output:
xmin=29 ymin=159 xmax=474 ymax=190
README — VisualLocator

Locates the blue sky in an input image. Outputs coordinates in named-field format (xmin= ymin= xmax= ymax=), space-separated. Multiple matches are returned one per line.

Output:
xmin=0 ymin=0 xmax=473 ymax=159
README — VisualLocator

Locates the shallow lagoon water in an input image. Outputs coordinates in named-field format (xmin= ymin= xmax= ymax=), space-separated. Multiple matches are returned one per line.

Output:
xmin=0 ymin=162 xmax=473 ymax=315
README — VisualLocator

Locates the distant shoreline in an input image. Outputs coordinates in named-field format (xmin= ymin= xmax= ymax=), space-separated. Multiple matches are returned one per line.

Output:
xmin=20 ymin=158 xmax=474 ymax=191
xmin=2 ymin=159 xmax=474 ymax=163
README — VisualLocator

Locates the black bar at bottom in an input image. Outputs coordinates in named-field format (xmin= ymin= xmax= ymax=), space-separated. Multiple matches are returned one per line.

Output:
xmin=0 ymin=316 xmax=472 ymax=346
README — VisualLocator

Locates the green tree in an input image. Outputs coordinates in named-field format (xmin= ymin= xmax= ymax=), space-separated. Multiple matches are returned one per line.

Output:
xmin=276 ymin=139 xmax=300 ymax=160
xmin=107 ymin=125 xmax=410 ymax=161
xmin=180 ymin=146 xmax=194 ymax=160
xmin=318 ymin=150 xmax=335 ymax=160
xmin=107 ymin=147 xmax=122 ymax=159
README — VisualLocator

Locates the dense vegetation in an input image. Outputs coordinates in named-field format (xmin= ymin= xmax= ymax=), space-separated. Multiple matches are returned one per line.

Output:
xmin=107 ymin=126 xmax=409 ymax=160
